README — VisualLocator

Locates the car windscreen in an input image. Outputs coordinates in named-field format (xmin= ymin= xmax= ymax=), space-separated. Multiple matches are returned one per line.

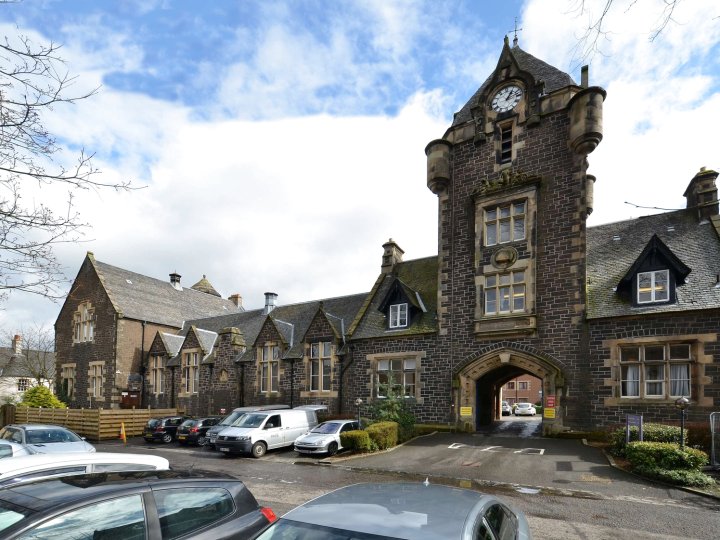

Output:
xmin=26 ymin=429 xmax=82 ymax=444
xmin=310 ymin=423 xmax=341 ymax=434
xmin=146 ymin=419 xmax=161 ymax=428
xmin=219 ymin=412 xmax=245 ymax=426
xmin=255 ymin=518 xmax=402 ymax=540
xmin=231 ymin=414 xmax=266 ymax=428
xmin=0 ymin=501 xmax=33 ymax=533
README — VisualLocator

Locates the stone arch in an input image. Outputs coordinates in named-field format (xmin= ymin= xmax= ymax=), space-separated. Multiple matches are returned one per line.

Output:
xmin=453 ymin=344 xmax=567 ymax=434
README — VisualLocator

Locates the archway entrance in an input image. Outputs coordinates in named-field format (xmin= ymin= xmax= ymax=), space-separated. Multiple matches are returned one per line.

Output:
xmin=455 ymin=346 xmax=566 ymax=435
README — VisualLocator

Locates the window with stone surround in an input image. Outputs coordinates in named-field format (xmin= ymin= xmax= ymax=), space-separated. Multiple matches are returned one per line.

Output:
xmin=61 ymin=364 xmax=75 ymax=400
xmin=150 ymin=354 xmax=165 ymax=395
xmin=73 ymin=302 xmax=95 ymax=344
xmin=499 ymin=123 xmax=513 ymax=164
xmin=182 ymin=351 xmax=200 ymax=394
xmin=368 ymin=352 xmax=424 ymax=401
xmin=309 ymin=341 xmax=332 ymax=392
xmin=484 ymin=270 xmax=526 ymax=315
xmin=619 ymin=343 xmax=691 ymax=399
xmin=17 ymin=378 xmax=29 ymax=392
xmin=259 ymin=343 xmax=280 ymax=393
xmin=88 ymin=361 xmax=104 ymax=400
xmin=518 ymin=381 xmax=529 ymax=390
xmin=484 ymin=201 xmax=525 ymax=247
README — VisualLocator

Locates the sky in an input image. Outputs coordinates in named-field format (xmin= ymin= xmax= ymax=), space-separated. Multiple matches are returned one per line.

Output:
xmin=1 ymin=0 xmax=719 ymax=338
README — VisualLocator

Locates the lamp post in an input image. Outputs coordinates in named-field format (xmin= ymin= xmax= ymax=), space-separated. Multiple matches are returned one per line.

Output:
xmin=355 ymin=398 xmax=363 ymax=427
xmin=674 ymin=396 xmax=689 ymax=450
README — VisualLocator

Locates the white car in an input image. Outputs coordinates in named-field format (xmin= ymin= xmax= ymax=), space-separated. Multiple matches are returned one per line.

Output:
xmin=0 ymin=424 xmax=96 ymax=454
xmin=514 ymin=403 xmax=537 ymax=416
xmin=0 ymin=441 xmax=32 ymax=458
xmin=294 ymin=419 xmax=359 ymax=456
xmin=0 ymin=452 xmax=170 ymax=487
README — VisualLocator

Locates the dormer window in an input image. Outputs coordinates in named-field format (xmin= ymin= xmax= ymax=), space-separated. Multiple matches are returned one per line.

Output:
xmin=637 ymin=270 xmax=669 ymax=303
xmin=389 ymin=303 xmax=408 ymax=328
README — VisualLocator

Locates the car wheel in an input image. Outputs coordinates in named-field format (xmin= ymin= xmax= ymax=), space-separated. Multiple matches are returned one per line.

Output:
xmin=251 ymin=442 xmax=267 ymax=458
xmin=196 ymin=436 xmax=206 ymax=446
xmin=162 ymin=433 xmax=173 ymax=444
xmin=327 ymin=442 xmax=339 ymax=456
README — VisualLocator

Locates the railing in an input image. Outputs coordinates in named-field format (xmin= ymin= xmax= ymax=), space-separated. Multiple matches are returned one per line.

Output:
xmin=11 ymin=407 xmax=179 ymax=441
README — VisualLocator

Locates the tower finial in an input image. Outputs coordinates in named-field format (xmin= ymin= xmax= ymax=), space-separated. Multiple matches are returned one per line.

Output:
xmin=509 ymin=17 xmax=523 ymax=47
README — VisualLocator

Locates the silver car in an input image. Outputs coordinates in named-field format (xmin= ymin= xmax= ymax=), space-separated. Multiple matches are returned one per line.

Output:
xmin=0 ymin=424 xmax=95 ymax=454
xmin=294 ymin=419 xmax=359 ymax=456
xmin=254 ymin=481 xmax=532 ymax=539
xmin=514 ymin=403 xmax=537 ymax=416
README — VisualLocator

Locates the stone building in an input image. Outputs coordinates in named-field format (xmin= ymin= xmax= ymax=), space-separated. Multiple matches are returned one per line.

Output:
xmin=54 ymin=252 xmax=240 ymax=409
xmin=56 ymin=38 xmax=719 ymax=433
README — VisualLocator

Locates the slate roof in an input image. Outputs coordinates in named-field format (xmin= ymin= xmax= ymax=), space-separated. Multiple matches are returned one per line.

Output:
xmin=451 ymin=42 xmax=576 ymax=128
xmin=349 ymin=256 xmax=438 ymax=340
xmin=587 ymin=209 xmax=720 ymax=319
xmin=181 ymin=292 xmax=368 ymax=363
xmin=0 ymin=347 xmax=54 ymax=378
xmin=91 ymin=256 xmax=241 ymax=328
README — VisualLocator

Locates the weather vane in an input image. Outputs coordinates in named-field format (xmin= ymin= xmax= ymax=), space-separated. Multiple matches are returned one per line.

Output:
xmin=509 ymin=17 xmax=522 ymax=47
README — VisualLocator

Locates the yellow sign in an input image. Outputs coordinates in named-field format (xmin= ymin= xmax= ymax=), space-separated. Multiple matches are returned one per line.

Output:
xmin=543 ymin=407 xmax=556 ymax=419
xmin=460 ymin=406 xmax=473 ymax=417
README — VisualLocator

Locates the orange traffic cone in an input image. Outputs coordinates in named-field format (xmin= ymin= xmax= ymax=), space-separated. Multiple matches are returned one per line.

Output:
xmin=119 ymin=422 xmax=127 ymax=444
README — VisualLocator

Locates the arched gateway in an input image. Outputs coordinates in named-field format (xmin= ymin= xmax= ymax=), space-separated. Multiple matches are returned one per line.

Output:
xmin=454 ymin=345 xmax=566 ymax=435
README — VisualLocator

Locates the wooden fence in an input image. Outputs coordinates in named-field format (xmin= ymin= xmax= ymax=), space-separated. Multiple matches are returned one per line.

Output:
xmin=11 ymin=407 xmax=179 ymax=442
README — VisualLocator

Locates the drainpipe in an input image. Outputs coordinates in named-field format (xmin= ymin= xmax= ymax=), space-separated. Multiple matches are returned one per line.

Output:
xmin=140 ymin=321 xmax=146 ymax=408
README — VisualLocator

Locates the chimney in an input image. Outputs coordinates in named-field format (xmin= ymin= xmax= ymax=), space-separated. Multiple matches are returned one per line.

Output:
xmin=228 ymin=294 xmax=243 ymax=308
xmin=381 ymin=238 xmax=404 ymax=274
xmin=169 ymin=272 xmax=182 ymax=291
xmin=264 ymin=292 xmax=278 ymax=314
xmin=683 ymin=167 xmax=719 ymax=219
xmin=12 ymin=335 xmax=21 ymax=355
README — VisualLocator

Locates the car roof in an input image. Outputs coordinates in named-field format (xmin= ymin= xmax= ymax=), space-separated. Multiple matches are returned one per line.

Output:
xmin=280 ymin=482 xmax=492 ymax=539
xmin=0 ymin=452 xmax=169 ymax=476
xmin=5 ymin=424 xmax=72 ymax=430
xmin=0 ymin=470 xmax=239 ymax=513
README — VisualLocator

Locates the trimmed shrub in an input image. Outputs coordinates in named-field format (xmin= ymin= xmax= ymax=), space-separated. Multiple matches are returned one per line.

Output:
xmin=340 ymin=430 xmax=373 ymax=453
xmin=625 ymin=442 xmax=708 ymax=471
xmin=611 ymin=423 xmax=683 ymax=456
xmin=366 ymin=421 xmax=398 ymax=450
xmin=19 ymin=386 xmax=66 ymax=408
xmin=633 ymin=465 xmax=715 ymax=487
xmin=686 ymin=422 xmax=712 ymax=454
xmin=368 ymin=394 xmax=415 ymax=442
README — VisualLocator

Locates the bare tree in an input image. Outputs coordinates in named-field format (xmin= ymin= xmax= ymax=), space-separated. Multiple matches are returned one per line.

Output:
xmin=0 ymin=23 xmax=134 ymax=303
xmin=570 ymin=0 xmax=683 ymax=62
xmin=2 ymin=325 xmax=54 ymax=386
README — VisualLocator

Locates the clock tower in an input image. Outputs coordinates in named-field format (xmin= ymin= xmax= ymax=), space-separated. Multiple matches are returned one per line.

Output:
xmin=425 ymin=36 xmax=606 ymax=432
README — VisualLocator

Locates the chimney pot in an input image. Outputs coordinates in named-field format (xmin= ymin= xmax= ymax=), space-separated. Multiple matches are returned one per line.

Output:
xmin=169 ymin=272 xmax=182 ymax=290
xmin=12 ymin=335 xmax=21 ymax=355
xmin=381 ymin=238 xmax=405 ymax=274
xmin=228 ymin=294 xmax=243 ymax=308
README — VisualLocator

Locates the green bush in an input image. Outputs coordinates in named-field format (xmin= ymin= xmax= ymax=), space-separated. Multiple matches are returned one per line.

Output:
xmin=625 ymin=442 xmax=708 ymax=471
xmin=368 ymin=393 xmax=415 ymax=442
xmin=19 ymin=386 xmax=66 ymax=408
xmin=366 ymin=421 xmax=398 ymax=450
xmin=686 ymin=422 xmax=712 ymax=454
xmin=611 ymin=423 xmax=683 ymax=456
xmin=340 ymin=430 xmax=373 ymax=453
xmin=633 ymin=465 xmax=715 ymax=487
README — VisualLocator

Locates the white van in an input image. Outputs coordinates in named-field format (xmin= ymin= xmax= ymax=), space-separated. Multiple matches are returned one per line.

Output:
xmin=215 ymin=409 xmax=318 ymax=458
xmin=206 ymin=404 xmax=290 ymax=449
xmin=0 ymin=452 xmax=170 ymax=487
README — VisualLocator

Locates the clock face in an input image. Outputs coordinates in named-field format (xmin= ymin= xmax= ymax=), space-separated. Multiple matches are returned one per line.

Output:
xmin=491 ymin=85 xmax=523 ymax=113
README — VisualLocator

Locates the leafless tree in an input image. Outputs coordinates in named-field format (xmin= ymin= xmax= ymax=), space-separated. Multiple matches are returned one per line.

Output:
xmin=2 ymin=324 xmax=55 ymax=385
xmin=570 ymin=0 xmax=683 ymax=62
xmin=0 ymin=21 xmax=134 ymax=304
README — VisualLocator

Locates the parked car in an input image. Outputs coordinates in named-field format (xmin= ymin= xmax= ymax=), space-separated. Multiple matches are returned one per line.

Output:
xmin=176 ymin=417 xmax=222 ymax=446
xmin=0 ymin=441 xmax=32 ymax=458
xmin=0 ymin=469 xmax=277 ymax=539
xmin=215 ymin=408 xmax=318 ymax=457
xmin=0 ymin=452 xmax=170 ymax=487
xmin=501 ymin=401 xmax=512 ymax=416
xmin=253 ymin=481 xmax=532 ymax=540
xmin=206 ymin=405 xmax=290 ymax=449
xmin=514 ymin=403 xmax=537 ymax=416
xmin=294 ymin=419 xmax=359 ymax=456
xmin=143 ymin=415 xmax=191 ymax=444
xmin=0 ymin=424 xmax=95 ymax=454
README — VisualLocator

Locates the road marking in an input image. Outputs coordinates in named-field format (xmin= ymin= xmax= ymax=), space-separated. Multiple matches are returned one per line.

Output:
xmin=481 ymin=446 xmax=502 ymax=452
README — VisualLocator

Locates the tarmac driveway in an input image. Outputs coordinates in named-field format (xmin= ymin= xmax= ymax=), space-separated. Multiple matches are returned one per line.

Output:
xmin=338 ymin=430 xmax=709 ymax=504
